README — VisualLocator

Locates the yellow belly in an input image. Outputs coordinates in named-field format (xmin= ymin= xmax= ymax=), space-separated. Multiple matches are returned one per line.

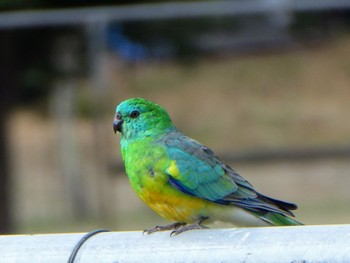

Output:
xmin=138 ymin=185 xmax=211 ymax=223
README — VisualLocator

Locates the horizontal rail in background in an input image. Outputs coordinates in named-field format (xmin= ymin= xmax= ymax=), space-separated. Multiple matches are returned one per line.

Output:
xmin=0 ymin=0 xmax=350 ymax=29
xmin=110 ymin=145 xmax=350 ymax=173
xmin=223 ymin=145 xmax=350 ymax=163
xmin=0 ymin=225 xmax=349 ymax=262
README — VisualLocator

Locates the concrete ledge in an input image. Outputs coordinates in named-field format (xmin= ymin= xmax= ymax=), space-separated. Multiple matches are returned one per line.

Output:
xmin=1 ymin=225 xmax=350 ymax=262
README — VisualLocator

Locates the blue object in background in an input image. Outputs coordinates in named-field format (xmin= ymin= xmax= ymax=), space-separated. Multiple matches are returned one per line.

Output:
xmin=107 ymin=25 xmax=148 ymax=62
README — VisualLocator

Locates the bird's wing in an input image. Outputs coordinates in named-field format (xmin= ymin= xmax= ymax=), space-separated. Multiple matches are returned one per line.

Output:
xmin=156 ymin=131 xmax=257 ymax=203
xmin=157 ymin=131 xmax=296 ymax=216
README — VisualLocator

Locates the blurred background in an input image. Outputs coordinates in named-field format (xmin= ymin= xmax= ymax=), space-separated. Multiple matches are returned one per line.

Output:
xmin=0 ymin=0 xmax=350 ymax=234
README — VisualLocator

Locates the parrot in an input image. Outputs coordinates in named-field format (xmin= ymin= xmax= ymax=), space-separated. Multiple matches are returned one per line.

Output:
xmin=113 ymin=98 xmax=302 ymax=235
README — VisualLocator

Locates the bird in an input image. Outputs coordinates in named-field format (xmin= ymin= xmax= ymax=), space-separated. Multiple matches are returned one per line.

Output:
xmin=113 ymin=98 xmax=302 ymax=235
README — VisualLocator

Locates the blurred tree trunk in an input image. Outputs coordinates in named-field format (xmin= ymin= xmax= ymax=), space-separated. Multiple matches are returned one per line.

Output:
xmin=0 ymin=31 xmax=17 ymax=233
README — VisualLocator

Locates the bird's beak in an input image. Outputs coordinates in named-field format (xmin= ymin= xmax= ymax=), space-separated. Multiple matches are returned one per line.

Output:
xmin=113 ymin=119 xmax=123 ymax=133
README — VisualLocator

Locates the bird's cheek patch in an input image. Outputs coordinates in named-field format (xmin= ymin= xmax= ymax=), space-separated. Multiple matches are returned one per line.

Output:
xmin=166 ymin=160 xmax=180 ymax=178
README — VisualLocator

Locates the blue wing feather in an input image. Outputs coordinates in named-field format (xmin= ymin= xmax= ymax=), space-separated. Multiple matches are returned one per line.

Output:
xmin=157 ymin=131 xmax=240 ymax=201
xmin=155 ymin=131 xmax=297 ymax=217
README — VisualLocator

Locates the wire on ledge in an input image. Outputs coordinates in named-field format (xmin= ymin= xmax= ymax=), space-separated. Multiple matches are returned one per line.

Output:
xmin=68 ymin=229 xmax=111 ymax=263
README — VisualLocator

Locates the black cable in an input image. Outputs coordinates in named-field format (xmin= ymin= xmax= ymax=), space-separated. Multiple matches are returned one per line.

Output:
xmin=68 ymin=229 xmax=111 ymax=263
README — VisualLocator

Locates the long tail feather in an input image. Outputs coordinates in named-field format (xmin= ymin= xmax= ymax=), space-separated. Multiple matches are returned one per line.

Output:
xmin=261 ymin=212 xmax=303 ymax=226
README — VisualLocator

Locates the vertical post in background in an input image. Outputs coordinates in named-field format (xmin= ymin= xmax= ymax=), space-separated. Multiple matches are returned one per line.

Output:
xmin=85 ymin=21 xmax=112 ymax=219
xmin=266 ymin=0 xmax=293 ymax=44
xmin=50 ymin=33 xmax=88 ymax=219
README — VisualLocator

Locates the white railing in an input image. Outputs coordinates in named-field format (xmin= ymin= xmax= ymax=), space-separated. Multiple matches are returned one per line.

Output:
xmin=1 ymin=225 xmax=350 ymax=262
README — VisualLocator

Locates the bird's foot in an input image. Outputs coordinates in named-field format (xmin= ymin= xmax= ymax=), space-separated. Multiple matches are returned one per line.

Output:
xmin=170 ymin=217 xmax=209 ymax=236
xmin=170 ymin=222 xmax=208 ymax=236
xmin=143 ymin=222 xmax=186 ymax=235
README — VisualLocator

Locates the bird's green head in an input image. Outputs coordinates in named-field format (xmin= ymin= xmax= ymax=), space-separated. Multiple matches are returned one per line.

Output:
xmin=114 ymin=98 xmax=175 ymax=141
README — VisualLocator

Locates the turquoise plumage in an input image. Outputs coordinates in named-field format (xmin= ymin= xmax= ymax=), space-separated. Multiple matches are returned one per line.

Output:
xmin=114 ymin=98 xmax=302 ymax=235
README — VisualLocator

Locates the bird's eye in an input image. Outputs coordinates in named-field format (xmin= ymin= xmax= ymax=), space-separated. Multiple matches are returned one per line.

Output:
xmin=130 ymin=110 xmax=140 ymax=119
xmin=116 ymin=112 xmax=122 ymax=120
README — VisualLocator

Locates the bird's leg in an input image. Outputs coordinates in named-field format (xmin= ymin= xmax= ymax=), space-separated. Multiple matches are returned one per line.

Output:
xmin=170 ymin=217 xmax=209 ymax=236
xmin=144 ymin=222 xmax=187 ymax=235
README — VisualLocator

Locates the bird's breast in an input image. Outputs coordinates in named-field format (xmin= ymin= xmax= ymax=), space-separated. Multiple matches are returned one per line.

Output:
xmin=122 ymin=139 xmax=209 ymax=223
xmin=139 ymin=182 xmax=210 ymax=223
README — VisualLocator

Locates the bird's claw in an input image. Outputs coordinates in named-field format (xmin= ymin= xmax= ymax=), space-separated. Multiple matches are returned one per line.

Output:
xmin=170 ymin=223 xmax=208 ymax=236
xmin=143 ymin=222 xmax=186 ymax=235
